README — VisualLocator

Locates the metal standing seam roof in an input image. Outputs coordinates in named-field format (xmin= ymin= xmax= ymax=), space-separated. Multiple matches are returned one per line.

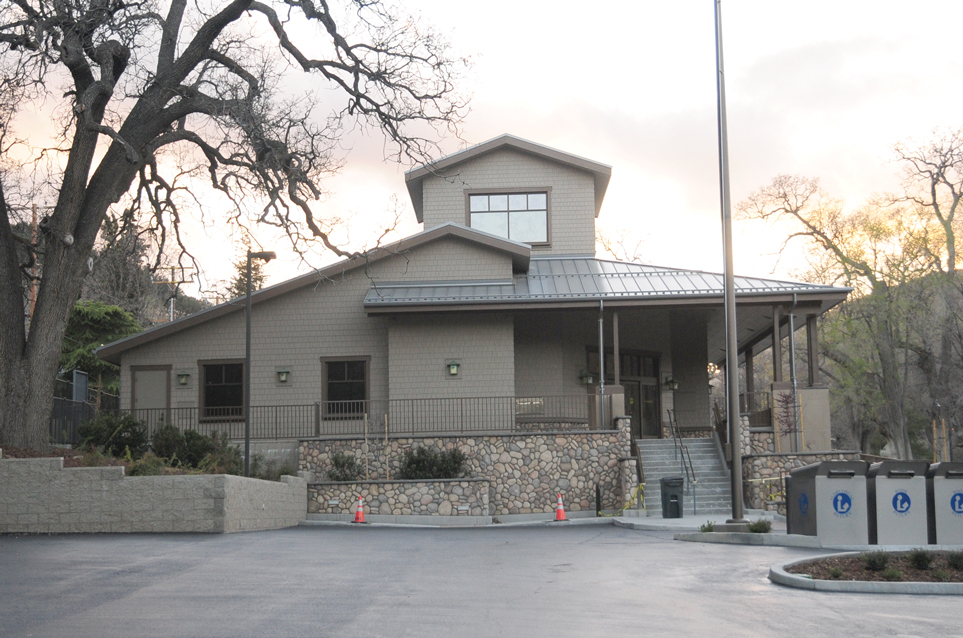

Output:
xmin=363 ymin=257 xmax=848 ymax=307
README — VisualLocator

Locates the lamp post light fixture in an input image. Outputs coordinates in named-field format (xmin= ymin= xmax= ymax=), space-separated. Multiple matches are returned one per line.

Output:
xmin=245 ymin=249 xmax=276 ymax=477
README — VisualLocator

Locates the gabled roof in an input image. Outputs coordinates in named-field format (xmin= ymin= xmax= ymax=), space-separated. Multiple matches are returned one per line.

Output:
xmin=96 ymin=223 xmax=531 ymax=364
xmin=363 ymin=257 xmax=852 ymax=311
xmin=405 ymin=134 xmax=612 ymax=222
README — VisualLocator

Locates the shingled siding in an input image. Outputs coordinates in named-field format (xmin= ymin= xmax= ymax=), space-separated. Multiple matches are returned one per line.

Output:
xmin=117 ymin=236 xmax=516 ymax=411
xmin=420 ymin=147 xmax=597 ymax=256
xmin=388 ymin=314 xmax=515 ymax=402
xmin=299 ymin=418 xmax=633 ymax=516
xmin=0 ymin=457 xmax=306 ymax=534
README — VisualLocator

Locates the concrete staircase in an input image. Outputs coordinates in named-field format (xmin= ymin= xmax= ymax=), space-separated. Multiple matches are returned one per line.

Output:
xmin=637 ymin=438 xmax=732 ymax=515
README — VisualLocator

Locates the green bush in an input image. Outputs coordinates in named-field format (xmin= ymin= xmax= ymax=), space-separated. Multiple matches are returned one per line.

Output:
xmin=747 ymin=519 xmax=772 ymax=534
xmin=151 ymin=424 xmax=185 ymax=462
xmin=128 ymin=452 xmax=167 ymax=476
xmin=861 ymin=551 xmax=890 ymax=572
xmin=78 ymin=412 xmax=148 ymax=459
xmin=828 ymin=566 xmax=844 ymax=580
xmin=934 ymin=570 xmax=950 ymax=582
xmin=908 ymin=548 xmax=934 ymax=570
xmin=251 ymin=457 xmax=297 ymax=481
xmin=947 ymin=551 xmax=963 ymax=571
xmin=699 ymin=520 xmax=715 ymax=533
xmin=881 ymin=567 xmax=903 ymax=581
xmin=327 ymin=452 xmax=362 ymax=482
xmin=398 ymin=446 xmax=466 ymax=480
xmin=197 ymin=431 xmax=242 ymax=475
xmin=182 ymin=429 xmax=215 ymax=467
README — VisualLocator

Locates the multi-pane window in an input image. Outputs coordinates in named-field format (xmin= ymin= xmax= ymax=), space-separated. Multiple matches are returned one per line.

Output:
xmin=202 ymin=362 xmax=243 ymax=418
xmin=324 ymin=359 xmax=367 ymax=416
xmin=469 ymin=192 xmax=548 ymax=244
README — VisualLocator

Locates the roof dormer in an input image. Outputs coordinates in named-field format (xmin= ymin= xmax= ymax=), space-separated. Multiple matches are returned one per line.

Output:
xmin=405 ymin=135 xmax=611 ymax=256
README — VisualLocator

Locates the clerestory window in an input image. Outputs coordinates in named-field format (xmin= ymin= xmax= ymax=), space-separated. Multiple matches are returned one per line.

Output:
xmin=468 ymin=192 xmax=548 ymax=244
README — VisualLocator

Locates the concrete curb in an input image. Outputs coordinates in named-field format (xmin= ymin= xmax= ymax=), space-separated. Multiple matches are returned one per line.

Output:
xmin=300 ymin=517 xmax=616 ymax=529
xmin=674 ymin=532 xmax=963 ymax=551
xmin=674 ymin=532 xmax=823 ymax=547
xmin=770 ymin=553 xmax=963 ymax=595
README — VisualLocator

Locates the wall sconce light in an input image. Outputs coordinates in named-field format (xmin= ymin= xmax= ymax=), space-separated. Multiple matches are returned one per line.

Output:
xmin=177 ymin=372 xmax=191 ymax=386
xmin=664 ymin=376 xmax=680 ymax=391
xmin=579 ymin=369 xmax=595 ymax=385
xmin=447 ymin=361 xmax=460 ymax=376
xmin=276 ymin=368 xmax=290 ymax=383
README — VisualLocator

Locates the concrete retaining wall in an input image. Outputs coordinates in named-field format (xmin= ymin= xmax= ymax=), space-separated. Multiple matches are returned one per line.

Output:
xmin=299 ymin=418 xmax=633 ymax=516
xmin=309 ymin=479 xmax=490 ymax=517
xmin=0 ymin=457 xmax=306 ymax=534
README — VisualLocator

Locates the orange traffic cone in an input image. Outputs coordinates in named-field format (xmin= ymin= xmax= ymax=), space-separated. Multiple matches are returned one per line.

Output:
xmin=554 ymin=493 xmax=568 ymax=522
xmin=353 ymin=496 xmax=366 ymax=524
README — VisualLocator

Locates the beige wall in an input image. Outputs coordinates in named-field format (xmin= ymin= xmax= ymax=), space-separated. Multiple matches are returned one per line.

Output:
xmin=119 ymin=237 xmax=516 ymax=410
xmin=388 ymin=314 xmax=515 ymax=400
xmin=421 ymin=148 xmax=597 ymax=256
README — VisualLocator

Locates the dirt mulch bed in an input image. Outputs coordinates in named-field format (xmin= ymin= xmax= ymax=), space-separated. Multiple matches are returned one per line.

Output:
xmin=0 ymin=445 xmax=108 ymax=468
xmin=787 ymin=552 xmax=963 ymax=583
xmin=0 ymin=445 xmax=191 ymax=474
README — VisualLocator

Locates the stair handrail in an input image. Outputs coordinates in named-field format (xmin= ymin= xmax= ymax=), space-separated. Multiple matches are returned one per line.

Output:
xmin=668 ymin=410 xmax=697 ymax=491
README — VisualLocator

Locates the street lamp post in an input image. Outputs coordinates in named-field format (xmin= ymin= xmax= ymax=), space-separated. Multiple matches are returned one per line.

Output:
xmin=245 ymin=249 xmax=276 ymax=477
xmin=714 ymin=0 xmax=747 ymax=524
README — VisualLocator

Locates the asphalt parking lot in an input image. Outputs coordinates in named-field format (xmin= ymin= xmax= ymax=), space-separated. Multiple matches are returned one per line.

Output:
xmin=0 ymin=525 xmax=958 ymax=638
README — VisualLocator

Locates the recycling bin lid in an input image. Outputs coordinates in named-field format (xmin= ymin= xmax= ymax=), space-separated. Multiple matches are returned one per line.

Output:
xmin=867 ymin=461 xmax=930 ymax=479
xmin=926 ymin=462 xmax=963 ymax=479
xmin=791 ymin=460 xmax=869 ymax=480
xmin=660 ymin=476 xmax=685 ymax=487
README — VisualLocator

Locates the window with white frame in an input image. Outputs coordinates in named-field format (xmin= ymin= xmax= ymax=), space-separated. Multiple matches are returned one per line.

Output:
xmin=469 ymin=192 xmax=548 ymax=244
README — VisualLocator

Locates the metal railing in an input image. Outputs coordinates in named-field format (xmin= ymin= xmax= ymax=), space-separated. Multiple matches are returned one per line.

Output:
xmin=668 ymin=409 xmax=698 ymax=514
xmin=739 ymin=391 xmax=772 ymax=415
xmin=49 ymin=398 xmax=96 ymax=446
xmin=120 ymin=395 xmax=598 ymax=440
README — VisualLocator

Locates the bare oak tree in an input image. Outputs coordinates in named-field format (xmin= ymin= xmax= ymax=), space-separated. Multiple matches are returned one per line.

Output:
xmin=0 ymin=0 xmax=468 ymax=449
xmin=741 ymin=129 xmax=963 ymax=460
xmin=739 ymin=176 xmax=928 ymax=459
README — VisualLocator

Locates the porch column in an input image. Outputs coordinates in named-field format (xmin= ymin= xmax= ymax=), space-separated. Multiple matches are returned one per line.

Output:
xmin=806 ymin=314 xmax=820 ymax=386
xmin=745 ymin=346 xmax=754 ymax=412
xmin=613 ymin=311 xmax=620 ymax=386
xmin=772 ymin=305 xmax=783 ymax=383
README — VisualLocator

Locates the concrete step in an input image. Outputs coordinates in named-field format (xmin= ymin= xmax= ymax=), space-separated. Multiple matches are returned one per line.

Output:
xmin=637 ymin=437 xmax=732 ymax=514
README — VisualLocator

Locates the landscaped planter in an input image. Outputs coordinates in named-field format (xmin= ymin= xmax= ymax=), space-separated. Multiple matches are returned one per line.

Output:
xmin=0 ymin=456 xmax=306 ymax=534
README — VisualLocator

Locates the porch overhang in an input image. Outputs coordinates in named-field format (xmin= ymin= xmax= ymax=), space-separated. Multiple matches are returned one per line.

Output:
xmin=363 ymin=256 xmax=852 ymax=365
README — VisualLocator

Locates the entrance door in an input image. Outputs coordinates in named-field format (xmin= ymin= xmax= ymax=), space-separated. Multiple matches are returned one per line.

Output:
xmin=640 ymin=381 xmax=660 ymax=437
xmin=132 ymin=366 xmax=170 ymax=430
xmin=624 ymin=380 xmax=643 ymax=439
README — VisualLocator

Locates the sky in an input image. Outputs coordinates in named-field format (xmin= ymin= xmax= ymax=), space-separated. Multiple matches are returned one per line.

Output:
xmin=223 ymin=0 xmax=963 ymax=292
xmin=19 ymin=1 xmax=963 ymax=295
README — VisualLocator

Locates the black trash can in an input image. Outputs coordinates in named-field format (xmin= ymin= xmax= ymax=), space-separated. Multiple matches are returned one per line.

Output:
xmin=660 ymin=476 xmax=684 ymax=519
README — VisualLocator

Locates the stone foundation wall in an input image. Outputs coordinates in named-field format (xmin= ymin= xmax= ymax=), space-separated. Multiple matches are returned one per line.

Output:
xmin=618 ymin=458 xmax=640 ymax=509
xmin=309 ymin=479 xmax=489 ymax=517
xmin=741 ymin=450 xmax=861 ymax=513
xmin=0 ymin=457 xmax=306 ymax=534
xmin=299 ymin=420 xmax=633 ymax=516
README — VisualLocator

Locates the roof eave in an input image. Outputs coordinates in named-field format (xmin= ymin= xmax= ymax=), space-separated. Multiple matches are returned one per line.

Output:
xmin=96 ymin=223 xmax=531 ymax=362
